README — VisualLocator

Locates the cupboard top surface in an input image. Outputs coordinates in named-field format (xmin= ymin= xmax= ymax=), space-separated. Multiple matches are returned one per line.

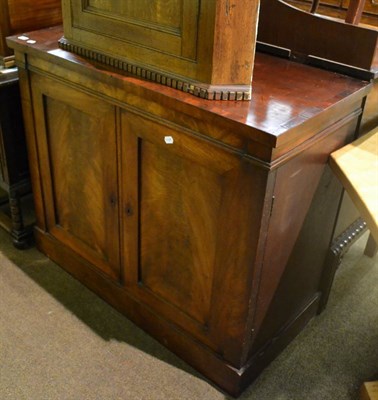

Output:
xmin=7 ymin=26 xmax=370 ymax=151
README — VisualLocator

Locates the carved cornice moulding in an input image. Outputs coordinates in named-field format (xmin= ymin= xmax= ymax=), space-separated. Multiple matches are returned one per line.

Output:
xmin=58 ymin=37 xmax=252 ymax=101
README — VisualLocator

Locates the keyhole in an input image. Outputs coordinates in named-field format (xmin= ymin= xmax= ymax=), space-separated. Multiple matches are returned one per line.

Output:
xmin=126 ymin=205 xmax=133 ymax=216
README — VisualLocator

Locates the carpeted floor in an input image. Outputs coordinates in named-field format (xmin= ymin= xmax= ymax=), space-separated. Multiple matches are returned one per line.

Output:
xmin=0 ymin=227 xmax=377 ymax=400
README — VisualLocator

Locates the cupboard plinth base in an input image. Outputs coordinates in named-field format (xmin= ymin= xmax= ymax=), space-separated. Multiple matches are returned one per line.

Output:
xmin=34 ymin=227 xmax=321 ymax=397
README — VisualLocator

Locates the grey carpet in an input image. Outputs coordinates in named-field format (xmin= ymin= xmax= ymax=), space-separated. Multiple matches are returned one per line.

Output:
xmin=0 ymin=227 xmax=377 ymax=400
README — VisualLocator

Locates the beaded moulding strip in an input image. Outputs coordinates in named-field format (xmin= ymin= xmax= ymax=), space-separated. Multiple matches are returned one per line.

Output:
xmin=331 ymin=218 xmax=368 ymax=259
xmin=58 ymin=38 xmax=252 ymax=101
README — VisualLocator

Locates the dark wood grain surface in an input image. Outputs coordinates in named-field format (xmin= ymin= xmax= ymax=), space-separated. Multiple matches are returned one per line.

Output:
xmin=0 ymin=0 xmax=61 ymax=63
xmin=7 ymin=26 xmax=370 ymax=152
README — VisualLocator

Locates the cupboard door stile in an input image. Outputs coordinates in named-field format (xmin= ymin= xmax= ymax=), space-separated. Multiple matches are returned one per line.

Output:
xmin=120 ymin=112 xmax=139 ymax=287
xmin=17 ymin=68 xmax=46 ymax=231
xmin=30 ymin=73 xmax=121 ymax=281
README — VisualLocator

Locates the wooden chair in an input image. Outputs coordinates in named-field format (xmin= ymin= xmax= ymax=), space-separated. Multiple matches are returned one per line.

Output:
xmin=310 ymin=0 xmax=368 ymax=25
xmin=257 ymin=0 xmax=378 ymax=78
xmin=345 ymin=0 xmax=368 ymax=25
xmin=318 ymin=128 xmax=377 ymax=311
xmin=329 ymin=128 xmax=378 ymax=246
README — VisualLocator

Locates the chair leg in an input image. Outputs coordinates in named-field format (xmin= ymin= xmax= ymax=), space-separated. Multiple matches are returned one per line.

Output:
xmin=364 ymin=233 xmax=378 ymax=258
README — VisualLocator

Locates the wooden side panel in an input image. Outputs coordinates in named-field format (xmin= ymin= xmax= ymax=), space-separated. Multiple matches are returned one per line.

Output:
xmin=248 ymin=113 xmax=361 ymax=356
xmin=0 ymin=0 xmax=11 ymax=58
xmin=7 ymin=0 xmax=62 ymax=33
xmin=30 ymin=74 xmax=121 ymax=281
xmin=1 ymin=0 xmax=62 ymax=63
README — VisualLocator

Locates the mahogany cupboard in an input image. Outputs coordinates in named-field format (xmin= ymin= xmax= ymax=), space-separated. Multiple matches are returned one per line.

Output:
xmin=7 ymin=27 xmax=371 ymax=396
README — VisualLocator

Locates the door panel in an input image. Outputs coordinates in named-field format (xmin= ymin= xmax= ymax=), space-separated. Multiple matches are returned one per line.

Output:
xmin=31 ymin=74 xmax=120 ymax=281
xmin=120 ymin=110 xmax=247 ymax=335
xmin=138 ymin=139 xmax=223 ymax=324
xmin=73 ymin=0 xmax=199 ymax=60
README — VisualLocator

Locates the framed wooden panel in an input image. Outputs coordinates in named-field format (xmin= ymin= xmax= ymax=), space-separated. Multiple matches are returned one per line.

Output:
xmin=119 ymin=110 xmax=269 ymax=363
xmin=30 ymin=73 xmax=121 ymax=281
xmin=72 ymin=0 xmax=199 ymax=60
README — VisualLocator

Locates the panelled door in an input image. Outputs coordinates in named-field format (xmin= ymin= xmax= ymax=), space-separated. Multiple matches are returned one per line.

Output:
xmin=30 ymin=73 xmax=121 ymax=281
xmin=120 ymin=109 xmax=265 ymax=361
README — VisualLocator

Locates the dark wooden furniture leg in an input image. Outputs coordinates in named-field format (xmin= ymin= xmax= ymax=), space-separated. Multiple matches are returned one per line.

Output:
xmin=0 ymin=71 xmax=33 ymax=248
xmin=310 ymin=0 xmax=320 ymax=14
xmin=8 ymin=183 xmax=32 ymax=248
xmin=345 ymin=0 xmax=368 ymax=25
